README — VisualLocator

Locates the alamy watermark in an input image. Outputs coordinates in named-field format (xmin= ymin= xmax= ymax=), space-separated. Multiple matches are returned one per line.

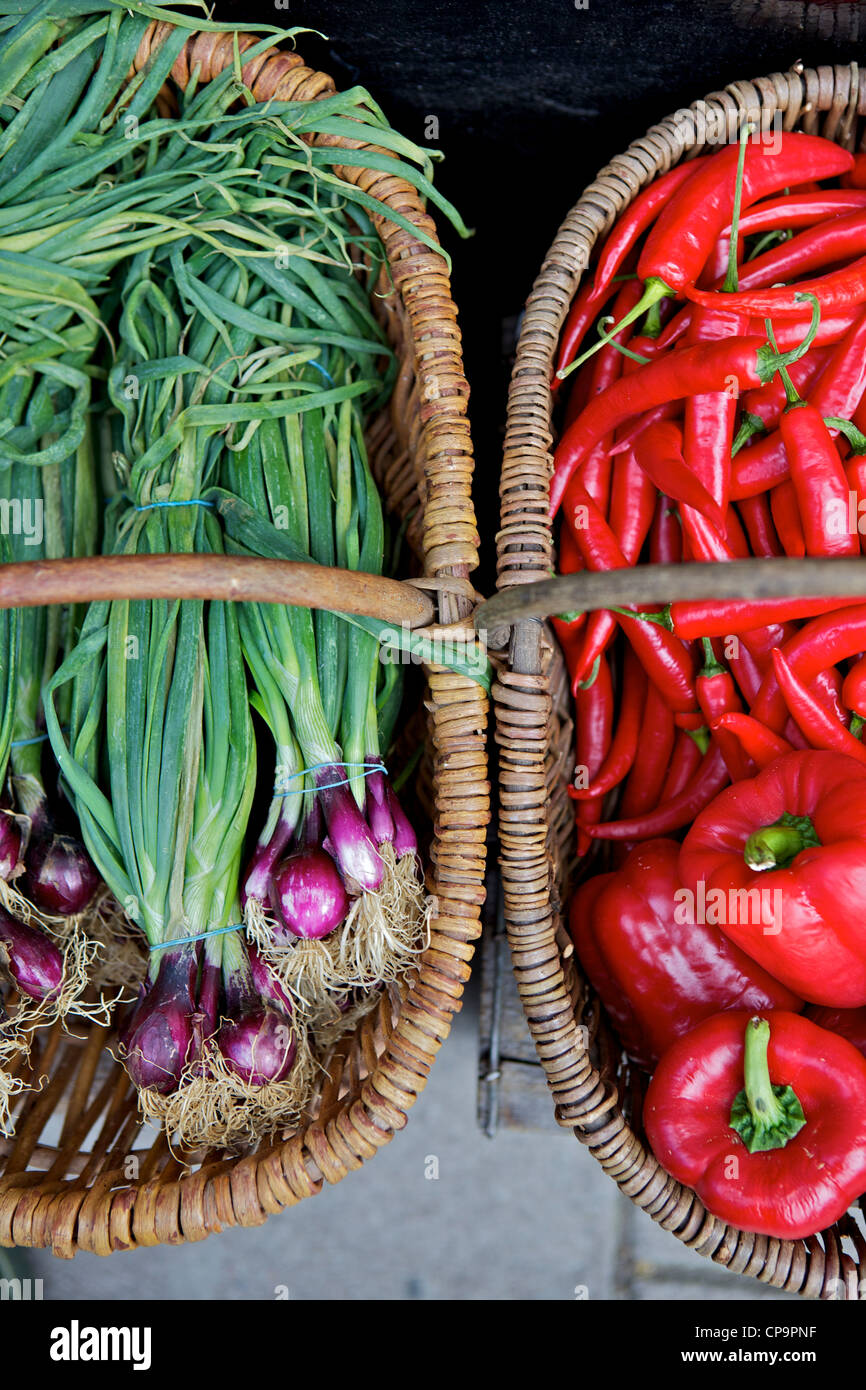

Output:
xmin=0 ymin=497 xmax=42 ymax=546
xmin=674 ymin=881 xmax=783 ymax=935
xmin=671 ymin=103 xmax=783 ymax=156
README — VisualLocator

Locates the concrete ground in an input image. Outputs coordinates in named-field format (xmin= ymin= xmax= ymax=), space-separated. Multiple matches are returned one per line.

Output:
xmin=11 ymin=979 xmax=796 ymax=1302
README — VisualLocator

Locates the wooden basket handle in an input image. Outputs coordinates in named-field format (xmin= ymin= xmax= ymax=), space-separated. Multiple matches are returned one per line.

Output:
xmin=0 ymin=554 xmax=435 ymax=627
xmin=476 ymin=557 xmax=866 ymax=631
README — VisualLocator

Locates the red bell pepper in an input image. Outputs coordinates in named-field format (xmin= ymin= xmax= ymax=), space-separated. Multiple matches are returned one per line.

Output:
xmin=569 ymin=840 xmax=800 ymax=1070
xmin=679 ymin=750 xmax=866 ymax=1007
xmin=805 ymin=1004 xmax=866 ymax=1058
xmin=644 ymin=1011 xmax=866 ymax=1239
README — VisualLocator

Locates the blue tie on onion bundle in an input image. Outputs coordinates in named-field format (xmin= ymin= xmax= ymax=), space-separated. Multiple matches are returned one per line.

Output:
xmin=32 ymin=0 xmax=472 ymax=1149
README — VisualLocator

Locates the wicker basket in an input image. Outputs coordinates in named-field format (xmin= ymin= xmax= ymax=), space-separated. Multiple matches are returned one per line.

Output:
xmin=0 ymin=28 xmax=489 ymax=1258
xmin=492 ymin=63 xmax=866 ymax=1300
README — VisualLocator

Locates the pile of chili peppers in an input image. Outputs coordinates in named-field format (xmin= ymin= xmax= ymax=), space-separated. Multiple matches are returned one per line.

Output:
xmin=556 ymin=130 xmax=866 ymax=1240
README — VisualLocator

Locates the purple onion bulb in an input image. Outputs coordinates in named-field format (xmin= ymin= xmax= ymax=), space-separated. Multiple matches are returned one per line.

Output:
xmin=271 ymin=847 xmax=349 ymax=940
xmin=218 ymin=1006 xmax=296 ymax=1085
xmin=120 ymin=949 xmax=199 ymax=1094
xmin=24 ymin=831 xmax=100 ymax=916
xmin=0 ymin=908 xmax=63 ymax=1000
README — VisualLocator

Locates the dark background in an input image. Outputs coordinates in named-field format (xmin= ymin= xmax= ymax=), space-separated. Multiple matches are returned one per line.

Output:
xmin=212 ymin=0 xmax=865 ymax=578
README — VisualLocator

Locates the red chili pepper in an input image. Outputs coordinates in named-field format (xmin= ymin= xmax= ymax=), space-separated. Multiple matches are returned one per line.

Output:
xmin=588 ymin=743 xmax=728 ymax=841
xmin=750 ymin=605 xmax=866 ymax=732
xmin=570 ymin=649 xmax=645 ymax=800
xmin=639 ymin=133 xmax=852 ymax=300
xmin=555 ymin=278 xmax=618 ymax=391
xmin=736 ymin=493 xmax=783 ymax=557
xmin=682 ymin=304 xmax=752 ymax=521
xmin=679 ymin=749 xmax=866 ymax=1005
xmin=780 ymin=402 xmax=859 ymax=557
xmin=649 ymin=493 xmax=682 ymax=565
xmin=618 ymin=681 xmax=676 ymax=817
xmin=660 ymin=728 xmax=704 ymax=799
xmin=732 ymin=189 xmax=866 ymax=236
xmin=737 ymin=347 xmax=829 ymax=437
xmin=729 ymin=209 xmax=866 ymax=294
xmin=843 ymin=153 xmax=866 ymax=190
xmin=696 ymin=639 xmax=754 ymax=781
xmin=688 ymin=254 xmax=866 ymax=317
xmin=811 ymin=664 xmax=846 ymax=725
xmin=590 ymin=162 xmax=703 ymax=301
xmin=631 ymin=420 xmax=725 ymax=531
xmin=565 ymin=446 xmax=657 ymax=688
xmin=769 ymin=480 xmax=805 ymax=557
xmin=771 ymin=649 xmax=866 ymax=762
xmin=551 ymin=334 xmax=770 ymax=514
xmin=711 ymin=712 xmax=793 ymax=769
xmin=744 ymin=306 xmax=860 ymax=350
xmin=565 ymin=478 xmax=698 ymax=711
xmin=733 ymin=306 xmax=866 ymax=498
xmin=574 ymin=653 xmax=614 ymax=856
xmin=670 ymin=594 xmax=864 ymax=639
xmin=569 ymin=840 xmax=801 ymax=1070
xmin=843 ymin=655 xmax=866 ymax=718
xmin=644 ymin=1011 xmax=866 ymax=1240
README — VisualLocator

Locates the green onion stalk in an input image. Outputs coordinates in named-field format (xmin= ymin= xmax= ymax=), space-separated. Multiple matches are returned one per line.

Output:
xmin=176 ymin=204 xmax=431 ymax=1013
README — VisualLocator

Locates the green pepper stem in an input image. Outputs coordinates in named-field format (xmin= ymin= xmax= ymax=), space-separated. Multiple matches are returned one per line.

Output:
xmin=731 ymin=411 xmax=766 ymax=457
xmin=729 ymin=1017 xmax=806 ymax=1154
xmin=557 ymin=276 xmax=672 ymax=380
xmin=825 ymin=416 xmax=866 ymax=457
xmin=722 ymin=122 xmax=753 ymax=295
xmin=744 ymin=811 xmax=820 ymax=871
xmin=754 ymin=292 xmax=821 ymax=385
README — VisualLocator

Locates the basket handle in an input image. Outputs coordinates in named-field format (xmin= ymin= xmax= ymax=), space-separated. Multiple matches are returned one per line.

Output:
xmin=0 ymin=554 xmax=435 ymax=627
xmin=476 ymin=556 xmax=866 ymax=631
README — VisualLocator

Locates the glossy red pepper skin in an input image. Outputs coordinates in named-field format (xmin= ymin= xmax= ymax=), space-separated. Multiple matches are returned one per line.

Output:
xmin=551 ymin=335 xmax=768 ymax=514
xmin=842 ymin=655 xmax=866 ymax=718
xmin=570 ymin=649 xmax=645 ymax=801
xmin=670 ymin=595 xmax=864 ymax=639
xmin=649 ymin=493 xmax=681 ymax=565
xmin=688 ymin=253 xmax=866 ymax=317
xmin=736 ymin=493 xmax=783 ymax=557
xmin=750 ymin=605 xmax=866 ymax=732
xmin=644 ymin=1010 xmax=866 ymax=1240
xmin=771 ymin=650 xmax=866 ymax=763
xmin=697 ymin=646 xmax=754 ymax=781
xmin=738 ymin=348 xmax=829 ymax=435
xmin=574 ymin=654 xmax=613 ymax=856
xmin=733 ymin=189 xmax=866 ymax=236
xmin=569 ymin=840 xmax=801 ymax=1070
xmin=805 ymin=1004 xmax=866 ymax=1056
xmin=770 ymin=480 xmax=805 ymax=557
xmin=618 ymin=681 xmax=676 ymax=818
xmin=631 ymin=419 xmax=724 ymax=531
xmin=711 ymin=713 xmax=793 ymax=769
xmin=660 ymin=728 xmax=703 ymax=799
xmin=638 ymin=134 xmax=853 ymax=292
xmin=779 ymin=403 xmax=860 ymax=558
xmin=679 ymin=750 xmax=866 ymax=1006
xmin=732 ymin=310 xmax=866 ymax=498
xmin=589 ymin=743 xmax=728 ymax=841
xmin=681 ymin=304 xmax=751 ymax=524
xmin=732 ymin=208 xmax=866 ymax=292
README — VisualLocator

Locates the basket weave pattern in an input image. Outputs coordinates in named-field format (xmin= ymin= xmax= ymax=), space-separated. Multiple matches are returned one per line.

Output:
xmin=0 ymin=29 xmax=489 ymax=1258
xmin=495 ymin=63 xmax=866 ymax=1299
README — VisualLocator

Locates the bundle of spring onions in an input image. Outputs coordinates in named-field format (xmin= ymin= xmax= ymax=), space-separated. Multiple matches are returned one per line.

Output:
xmin=0 ymin=0 xmax=480 ymax=1148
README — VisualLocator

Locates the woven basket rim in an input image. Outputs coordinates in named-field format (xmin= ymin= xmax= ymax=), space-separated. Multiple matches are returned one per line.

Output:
xmin=495 ymin=60 xmax=866 ymax=1301
xmin=0 ymin=25 xmax=488 ymax=1259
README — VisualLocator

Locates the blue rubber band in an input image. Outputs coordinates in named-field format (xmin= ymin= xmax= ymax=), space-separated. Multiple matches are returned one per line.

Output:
xmin=149 ymin=922 xmax=243 ymax=952
xmin=274 ymin=761 xmax=379 ymax=796
xmin=308 ymin=359 xmax=335 ymax=385
xmin=134 ymin=499 xmax=215 ymax=513
xmin=10 ymin=732 xmax=49 ymax=748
